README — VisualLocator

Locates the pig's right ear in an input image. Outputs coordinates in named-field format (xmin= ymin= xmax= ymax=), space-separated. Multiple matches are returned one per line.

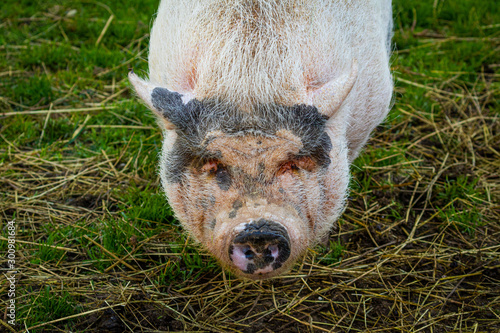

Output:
xmin=129 ymin=71 xmax=191 ymax=131
xmin=308 ymin=60 xmax=358 ymax=119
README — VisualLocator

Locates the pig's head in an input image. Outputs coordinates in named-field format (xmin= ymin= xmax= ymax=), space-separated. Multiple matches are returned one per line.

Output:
xmin=129 ymin=62 xmax=357 ymax=279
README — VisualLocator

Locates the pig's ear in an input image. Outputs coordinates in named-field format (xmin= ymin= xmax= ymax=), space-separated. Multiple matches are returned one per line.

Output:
xmin=309 ymin=60 xmax=358 ymax=119
xmin=129 ymin=71 xmax=192 ymax=130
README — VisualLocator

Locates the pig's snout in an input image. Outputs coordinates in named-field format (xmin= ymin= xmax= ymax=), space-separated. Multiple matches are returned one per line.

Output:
xmin=229 ymin=219 xmax=291 ymax=276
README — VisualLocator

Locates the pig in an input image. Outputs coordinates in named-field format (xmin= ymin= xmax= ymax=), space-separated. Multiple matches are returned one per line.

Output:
xmin=129 ymin=0 xmax=393 ymax=279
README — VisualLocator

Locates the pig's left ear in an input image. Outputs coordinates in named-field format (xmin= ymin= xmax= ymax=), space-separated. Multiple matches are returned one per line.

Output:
xmin=128 ymin=71 xmax=193 ymax=130
xmin=308 ymin=60 xmax=358 ymax=119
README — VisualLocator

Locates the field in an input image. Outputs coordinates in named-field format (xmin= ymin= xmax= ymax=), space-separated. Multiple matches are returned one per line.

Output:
xmin=0 ymin=0 xmax=499 ymax=332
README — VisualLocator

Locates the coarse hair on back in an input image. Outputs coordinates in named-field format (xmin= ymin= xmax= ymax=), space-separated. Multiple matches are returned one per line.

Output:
xmin=147 ymin=0 xmax=390 ymax=109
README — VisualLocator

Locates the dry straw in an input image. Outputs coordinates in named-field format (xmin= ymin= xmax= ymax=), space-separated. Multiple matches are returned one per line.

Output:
xmin=0 ymin=4 xmax=499 ymax=333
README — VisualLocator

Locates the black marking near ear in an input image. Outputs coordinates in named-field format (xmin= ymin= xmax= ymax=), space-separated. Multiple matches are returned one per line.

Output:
xmin=151 ymin=87 xmax=185 ymax=122
xmin=302 ymin=130 xmax=332 ymax=168
xmin=287 ymin=104 xmax=332 ymax=168
xmin=163 ymin=99 xmax=334 ymax=184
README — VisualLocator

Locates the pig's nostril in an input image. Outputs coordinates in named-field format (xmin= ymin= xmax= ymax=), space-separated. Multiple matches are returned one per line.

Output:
xmin=244 ymin=249 xmax=255 ymax=259
xmin=268 ymin=244 xmax=279 ymax=257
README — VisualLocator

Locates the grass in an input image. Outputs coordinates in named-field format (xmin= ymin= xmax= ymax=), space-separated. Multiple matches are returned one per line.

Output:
xmin=21 ymin=286 xmax=81 ymax=329
xmin=0 ymin=0 xmax=499 ymax=332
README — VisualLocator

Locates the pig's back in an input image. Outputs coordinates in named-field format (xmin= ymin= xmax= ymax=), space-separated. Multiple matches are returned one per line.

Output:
xmin=148 ymin=0 xmax=393 ymax=158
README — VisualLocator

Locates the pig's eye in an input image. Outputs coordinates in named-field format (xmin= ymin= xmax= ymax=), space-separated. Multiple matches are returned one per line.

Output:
xmin=201 ymin=160 xmax=219 ymax=174
xmin=278 ymin=157 xmax=316 ymax=175
xmin=201 ymin=160 xmax=232 ymax=190
xmin=201 ymin=160 xmax=229 ymax=177
xmin=278 ymin=161 xmax=299 ymax=175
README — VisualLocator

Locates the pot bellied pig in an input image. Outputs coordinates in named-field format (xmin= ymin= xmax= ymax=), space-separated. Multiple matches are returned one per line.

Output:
xmin=129 ymin=0 xmax=393 ymax=279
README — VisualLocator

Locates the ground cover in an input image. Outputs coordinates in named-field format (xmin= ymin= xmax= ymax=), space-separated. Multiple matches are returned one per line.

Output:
xmin=0 ymin=0 xmax=499 ymax=332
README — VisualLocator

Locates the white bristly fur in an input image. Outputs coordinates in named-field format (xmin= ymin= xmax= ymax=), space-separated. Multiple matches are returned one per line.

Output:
xmin=146 ymin=0 xmax=393 ymax=160
xmin=129 ymin=0 xmax=394 ymax=278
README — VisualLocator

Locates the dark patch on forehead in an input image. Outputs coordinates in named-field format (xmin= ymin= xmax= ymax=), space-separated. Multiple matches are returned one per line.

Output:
xmin=209 ymin=219 xmax=216 ymax=229
xmin=156 ymin=95 xmax=333 ymax=183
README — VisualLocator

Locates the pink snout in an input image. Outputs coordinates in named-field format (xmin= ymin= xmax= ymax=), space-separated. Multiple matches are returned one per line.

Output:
xmin=229 ymin=219 xmax=291 ymax=276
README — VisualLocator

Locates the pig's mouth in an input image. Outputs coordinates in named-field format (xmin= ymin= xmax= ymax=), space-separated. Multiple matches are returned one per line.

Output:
xmin=228 ymin=219 xmax=291 ymax=276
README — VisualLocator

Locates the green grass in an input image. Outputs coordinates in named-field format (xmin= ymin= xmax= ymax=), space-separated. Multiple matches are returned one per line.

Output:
xmin=119 ymin=184 xmax=176 ymax=226
xmin=21 ymin=286 xmax=81 ymax=331
xmin=316 ymin=240 xmax=345 ymax=266
xmin=0 ymin=0 xmax=499 ymax=332
xmin=155 ymin=245 xmax=221 ymax=286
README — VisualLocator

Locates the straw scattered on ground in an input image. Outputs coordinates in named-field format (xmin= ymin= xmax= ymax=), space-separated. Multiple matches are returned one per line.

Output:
xmin=0 ymin=1 xmax=499 ymax=332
